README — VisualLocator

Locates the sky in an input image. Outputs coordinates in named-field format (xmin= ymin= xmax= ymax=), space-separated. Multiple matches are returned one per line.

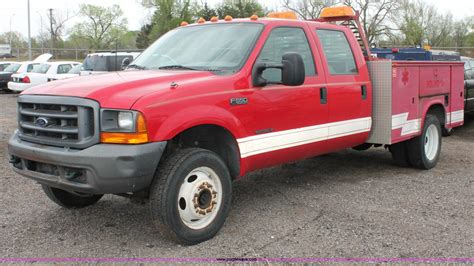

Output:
xmin=0 ymin=0 xmax=473 ymax=38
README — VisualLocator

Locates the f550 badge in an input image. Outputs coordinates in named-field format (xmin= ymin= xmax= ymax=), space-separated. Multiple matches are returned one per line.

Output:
xmin=230 ymin=98 xmax=248 ymax=106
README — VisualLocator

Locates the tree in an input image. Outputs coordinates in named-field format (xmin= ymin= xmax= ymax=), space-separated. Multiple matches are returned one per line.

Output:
xmin=0 ymin=31 xmax=27 ymax=49
xmin=140 ymin=0 xmax=193 ymax=42
xmin=194 ymin=2 xmax=218 ymax=20
xmin=216 ymin=0 xmax=266 ymax=18
xmin=343 ymin=0 xmax=400 ymax=44
xmin=69 ymin=4 xmax=128 ymax=49
xmin=281 ymin=0 xmax=398 ymax=43
xmin=136 ymin=24 xmax=153 ymax=49
xmin=45 ymin=9 xmax=74 ymax=49
xmin=281 ymin=0 xmax=336 ymax=20
xmin=395 ymin=0 xmax=453 ymax=46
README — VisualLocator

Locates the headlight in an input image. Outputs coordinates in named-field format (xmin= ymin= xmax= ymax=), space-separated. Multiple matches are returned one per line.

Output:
xmin=118 ymin=112 xmax=134 ymax=130
xmin=100 ymin=110 xmax=148 ymax=144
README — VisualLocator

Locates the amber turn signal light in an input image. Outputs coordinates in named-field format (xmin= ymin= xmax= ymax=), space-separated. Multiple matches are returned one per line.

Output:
xmin=101 ymin=113 xmax=149 ymax=144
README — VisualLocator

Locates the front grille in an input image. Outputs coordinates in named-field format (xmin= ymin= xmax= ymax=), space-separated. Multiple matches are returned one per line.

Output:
xmin=18 ymin=95 xmax=100 ymax=149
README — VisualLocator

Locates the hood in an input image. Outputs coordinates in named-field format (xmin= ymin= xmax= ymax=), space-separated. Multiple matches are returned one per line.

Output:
xmin=24 ymin=70 xmax=215 ymax=109
xmin=33 ymin=53 xmax=53 ymax=63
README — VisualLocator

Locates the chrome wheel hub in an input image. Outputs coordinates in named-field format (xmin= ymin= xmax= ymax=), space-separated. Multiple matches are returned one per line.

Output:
xmin=178 ymin=167 xmax=222 ymax=230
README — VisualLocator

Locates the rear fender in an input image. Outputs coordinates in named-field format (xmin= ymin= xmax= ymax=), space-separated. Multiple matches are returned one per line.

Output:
xmin=420 ymin=96 xmax=448 ymax=128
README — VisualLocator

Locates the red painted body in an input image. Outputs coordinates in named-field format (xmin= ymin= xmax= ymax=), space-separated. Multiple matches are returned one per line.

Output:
xmin=24 ymin=18 xmax=465 ymax=178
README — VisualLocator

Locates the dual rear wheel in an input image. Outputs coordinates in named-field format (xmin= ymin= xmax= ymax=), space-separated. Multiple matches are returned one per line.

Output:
xmin=390 ymin=114 xmax=442 ymax=169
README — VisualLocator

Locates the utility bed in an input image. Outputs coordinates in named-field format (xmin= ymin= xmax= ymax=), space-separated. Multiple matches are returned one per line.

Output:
xmin=367 ymin=60 xmax=465 ymax=145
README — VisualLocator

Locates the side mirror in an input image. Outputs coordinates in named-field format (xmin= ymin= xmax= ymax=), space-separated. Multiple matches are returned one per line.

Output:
xmin=253 ymin=52 xmax=305 ymax=87
xmin=121 ymin=58 xmax=131 ymax=70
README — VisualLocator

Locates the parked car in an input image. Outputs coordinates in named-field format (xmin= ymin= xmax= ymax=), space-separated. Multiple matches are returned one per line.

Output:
xmin=8 ymin=8 xmax=465 ymax=244
xmin=0 ymin=54 xmax=52 ymax=91
xmin=48 ymin=64 xmax=82 ymax=82
xmin=462 ymin=57 xmax=474 ymax=113
xmin=0 ymin=61 xmax=15 ymax=72
xmin=81 ymin=52 xmax=140 ymax=76
xmin=8 ymin=61 xmax=79 ymax=92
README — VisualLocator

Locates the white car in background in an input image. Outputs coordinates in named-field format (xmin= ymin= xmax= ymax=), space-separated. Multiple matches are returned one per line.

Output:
xmin=48 ymin=63 xmax=82 ymax=82
xmin=0 ymin=61 xmax=16 ymax=72
xmin=1 ymin=54 xmax=53 ymax=90
xmin=8 ymin=61 xmax=79 ymax=92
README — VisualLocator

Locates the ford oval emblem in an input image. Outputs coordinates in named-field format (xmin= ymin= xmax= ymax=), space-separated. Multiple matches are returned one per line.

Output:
xmin=35 ymin=117 xmax=50 ymax=128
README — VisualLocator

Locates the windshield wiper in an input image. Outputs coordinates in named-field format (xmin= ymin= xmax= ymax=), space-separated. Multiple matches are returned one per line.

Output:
xmin=127 ymin=64 xmax=147 ymax=70
xmin=158 ymin=65 xmax=200 ymax=71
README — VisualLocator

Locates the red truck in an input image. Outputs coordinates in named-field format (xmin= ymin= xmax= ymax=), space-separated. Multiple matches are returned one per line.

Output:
xmin=8 ymin=7 xmax=465 ymax=244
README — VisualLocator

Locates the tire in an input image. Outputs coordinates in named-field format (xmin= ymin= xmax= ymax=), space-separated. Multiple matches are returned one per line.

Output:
xmin=42 ymin=185 xmax=103 ymax=209
xmin=149 ymin=148 xmax=232 ymax=245
xmin=353 ymin=143 xmax=373 ymax=151
xmin=442 ymin=127 xmax=453 ymax=137
xmin=389 ymin=142 xmax=411 ymax=167
xmin=407 ymin=114 xmax=442 ymax=169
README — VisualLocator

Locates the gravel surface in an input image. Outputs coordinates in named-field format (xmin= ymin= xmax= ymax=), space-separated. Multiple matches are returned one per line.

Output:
xmin=0 ymin=92 xmax=473 ymax=258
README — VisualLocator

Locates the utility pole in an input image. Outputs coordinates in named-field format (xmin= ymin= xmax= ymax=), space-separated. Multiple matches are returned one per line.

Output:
xmin=9 ymin=14 xmax=15 ymax=55
xmin=27 ymin=0 xmax=32 ymax=60
xmin=49 ymin=8 xmax=54 ymax=56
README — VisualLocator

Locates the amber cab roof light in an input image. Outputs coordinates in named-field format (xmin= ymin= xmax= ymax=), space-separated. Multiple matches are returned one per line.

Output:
xmin=267 ymin=11 xmax=297 ymax=20
xmin=319 ymin=6 xmax=356 ymax=18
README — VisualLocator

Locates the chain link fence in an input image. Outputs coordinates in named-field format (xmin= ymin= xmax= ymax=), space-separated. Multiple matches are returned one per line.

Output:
xmin=3 ymin=48 xmax=144 ymax=62
xmin=2 ymin=46 xmax=474 ymax=62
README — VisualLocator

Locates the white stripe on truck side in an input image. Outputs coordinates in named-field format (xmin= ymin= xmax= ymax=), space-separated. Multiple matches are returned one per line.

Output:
xmin=237 ymin=117 xmax=372 ymax=158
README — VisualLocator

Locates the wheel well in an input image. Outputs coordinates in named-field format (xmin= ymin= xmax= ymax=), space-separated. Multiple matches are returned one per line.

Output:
xmin=164 ymin=125 xmax=241 ymax=179
xmin=426 ymin=104 xmax=446 ymax=127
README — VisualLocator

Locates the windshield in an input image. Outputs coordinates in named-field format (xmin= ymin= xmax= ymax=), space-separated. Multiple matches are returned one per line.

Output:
xmin=3 ymin=63 xmax=20 ymax=73
xmin=0 ymin=63 xmax=10 ymax=71
xmin=132 ymin=23 xmax=264 ymax=73
xmin=69 ymin=64 xmax=82 ymax=74
xmin=32 ymin=63 xmax=51 ymax=74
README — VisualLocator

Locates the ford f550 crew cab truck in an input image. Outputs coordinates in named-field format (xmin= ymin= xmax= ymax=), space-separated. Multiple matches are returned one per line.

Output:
xmin=8 ymin=7 xmax=465 ymax=244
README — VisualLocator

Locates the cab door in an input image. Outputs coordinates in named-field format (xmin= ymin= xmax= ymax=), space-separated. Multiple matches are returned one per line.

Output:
xmin=310 ymin=26 xmax=372 ymax=151
xmin=240 ymin=24 xmax=329 ymax=171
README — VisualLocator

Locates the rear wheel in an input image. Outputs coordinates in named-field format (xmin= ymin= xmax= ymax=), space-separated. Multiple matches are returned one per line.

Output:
xmin=149 ymin=148 xmax=232 ymax=245
xmin=42 ymin=185 xmax=103 ymax=209
xmin=407 ymin=115 xmax=442 ymax=169
xmin=442 ymin=127 xmax=453 ymax=137
xmin=389 ymin=142 xmax=411 ymax=167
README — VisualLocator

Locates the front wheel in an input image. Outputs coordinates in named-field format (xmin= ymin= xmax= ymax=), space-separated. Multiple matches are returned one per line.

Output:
xmin=407 ymin=115 xmax=442 ymax=169
xmin=149 ymin=148 xmax=232 ymax=245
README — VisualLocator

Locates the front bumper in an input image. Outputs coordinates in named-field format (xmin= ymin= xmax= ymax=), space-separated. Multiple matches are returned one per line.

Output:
xmin=8 ymin=82 xmax=33 ymax=92
xmin=8 ymin=131 xmax=167 ymax=194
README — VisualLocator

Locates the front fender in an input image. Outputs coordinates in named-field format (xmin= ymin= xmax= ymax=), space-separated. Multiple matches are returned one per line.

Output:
xmin=148 ymin=105 xmax=247 ymax=142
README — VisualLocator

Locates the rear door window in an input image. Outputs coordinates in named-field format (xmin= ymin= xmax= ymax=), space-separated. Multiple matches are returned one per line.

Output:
xmin=27 ymin=63 xmax=39 ymax=72
xmin=256 ymin=27 xmax=316 ymax=83
xmin=32 ymin=64 xmax=51 ymax=74
xmin=57 ymin=64 xmax=73 ymax=74
xmin=316 ymin=29 xmax=358 ymax=75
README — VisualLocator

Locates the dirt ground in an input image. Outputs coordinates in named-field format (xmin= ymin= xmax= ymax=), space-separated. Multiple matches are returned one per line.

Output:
xmin=0 ymin=92 xmax=472 ymax=259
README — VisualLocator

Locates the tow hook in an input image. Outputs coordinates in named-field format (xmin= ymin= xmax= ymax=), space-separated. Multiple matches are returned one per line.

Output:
xmin=9 ymin=156 xmax=20 ymax=164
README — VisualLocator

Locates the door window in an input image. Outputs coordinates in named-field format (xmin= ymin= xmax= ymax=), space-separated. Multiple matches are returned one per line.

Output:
xmin=256 ymin=27 xmax=316 ymax=83
xmin=27 ymin=64 xmax=39 ymax=72
xmin=316 ymin=29 xmax=358 ymax=75
xmin=57 ymin=64 xmax=73 ymax=74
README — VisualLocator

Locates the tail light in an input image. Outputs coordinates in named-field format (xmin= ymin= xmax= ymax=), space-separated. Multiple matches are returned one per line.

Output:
xmin=22 ymin=76 xmax=30 ymax=83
